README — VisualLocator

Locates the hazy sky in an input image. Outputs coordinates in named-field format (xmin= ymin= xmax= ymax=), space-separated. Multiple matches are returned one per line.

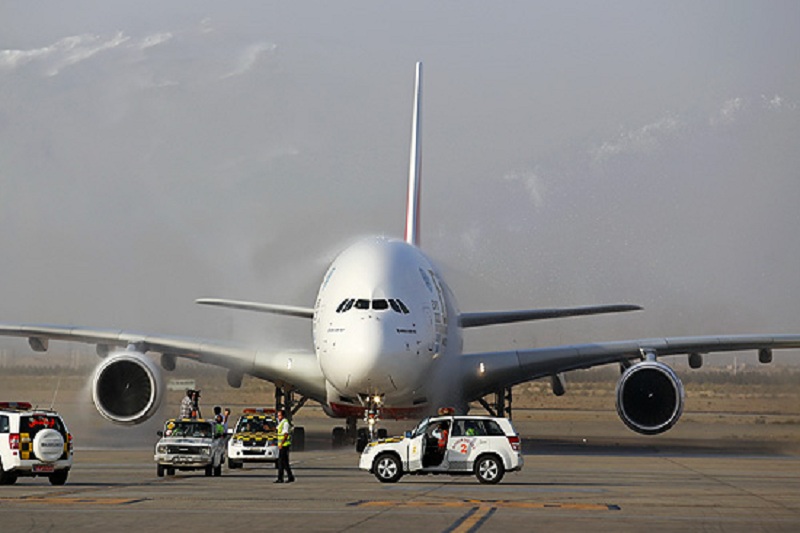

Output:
xmin=2 ymin=2 xmax=799 ymax=361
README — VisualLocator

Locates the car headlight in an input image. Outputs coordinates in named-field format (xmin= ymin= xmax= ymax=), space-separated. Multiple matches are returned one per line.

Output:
xmin=200 ymin=446 xmax=211 ymax=456
xmin=231 ymin=439 xmax=243 ymax=447
xmin=157 ymin=445 xmax=167 ymax=454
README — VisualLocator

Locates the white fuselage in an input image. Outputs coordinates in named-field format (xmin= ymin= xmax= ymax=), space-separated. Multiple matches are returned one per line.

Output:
xmin=313 ymin=237 xmax=463 ymax=415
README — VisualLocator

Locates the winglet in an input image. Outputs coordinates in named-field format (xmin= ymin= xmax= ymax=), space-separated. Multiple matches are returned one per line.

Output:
xmin=404 ymin=62 xmax=423 ymax=247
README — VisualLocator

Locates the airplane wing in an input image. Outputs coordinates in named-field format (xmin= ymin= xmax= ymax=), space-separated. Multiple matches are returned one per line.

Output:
xmin=195 ymin=298 xmax=314 ymax=319
xmin=459 ymin=304 xmax=642 ymax=328
xmin=0 ymin=322 xmax=326 ymax=402
xmin=459 ymin=334 xmax=800 ymax=400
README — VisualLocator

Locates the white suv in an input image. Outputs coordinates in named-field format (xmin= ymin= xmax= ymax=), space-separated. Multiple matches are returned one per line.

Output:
xmin=0 ymin=402 xmax=74 ymax=485
xmin=359 ymin=414 xmax=523 ymax=484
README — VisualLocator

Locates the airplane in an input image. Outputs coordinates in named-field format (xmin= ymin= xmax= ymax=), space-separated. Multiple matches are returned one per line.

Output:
xmin=2 ymin=62 xmax=800 ymax=449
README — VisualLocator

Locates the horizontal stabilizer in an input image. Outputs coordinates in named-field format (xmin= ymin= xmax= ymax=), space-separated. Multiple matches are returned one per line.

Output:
xmin=459 ymin=304 xmax=642 ymax=328
xmin=195 ymin=298 xmax=314 ymax=319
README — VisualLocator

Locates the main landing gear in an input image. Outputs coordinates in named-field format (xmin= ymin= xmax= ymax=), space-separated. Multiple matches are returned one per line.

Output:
xmin=477 ymin=386 xmax=513 ymax=419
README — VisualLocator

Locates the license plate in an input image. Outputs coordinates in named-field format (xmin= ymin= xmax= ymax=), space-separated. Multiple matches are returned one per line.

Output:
xmin=173 ymin=456 xmax=196 ymax=464
xmin=33 ymin=464 xmax=55 ymax=473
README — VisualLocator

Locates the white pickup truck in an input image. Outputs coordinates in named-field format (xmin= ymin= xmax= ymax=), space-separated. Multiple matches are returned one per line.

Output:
xmin=154 ymin=418 xmax=226 ymax=477
xmin=359 ymin=414 xmax=523 ymax=484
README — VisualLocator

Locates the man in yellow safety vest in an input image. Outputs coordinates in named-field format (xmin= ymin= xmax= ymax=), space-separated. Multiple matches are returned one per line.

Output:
xmin=275 ymin=410 xmax=295 ymax=483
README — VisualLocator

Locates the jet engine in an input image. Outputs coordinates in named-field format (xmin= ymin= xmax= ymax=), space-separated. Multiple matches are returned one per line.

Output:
xmin=615 ymin=360 xmax=684 ymax=435
xmin=91 ymin=350 xmax=163 ymax=425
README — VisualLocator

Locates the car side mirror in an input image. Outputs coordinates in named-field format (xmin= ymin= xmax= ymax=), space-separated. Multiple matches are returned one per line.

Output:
xmin=157 ymin=430 xmax=164 ymax=437
xmin=404 ymin=431 xmax=412 ymax=438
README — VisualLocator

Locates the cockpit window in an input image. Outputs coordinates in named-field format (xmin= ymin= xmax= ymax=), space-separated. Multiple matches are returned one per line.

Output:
xmin=394 ymin=299 xmax=410 ymax=314
xmin=336 ymin=298 xmax=410 ymax=313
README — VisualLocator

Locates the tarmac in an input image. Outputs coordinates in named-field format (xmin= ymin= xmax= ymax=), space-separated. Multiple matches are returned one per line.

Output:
xmin=2 ymin=418 xmax=799 ymax=532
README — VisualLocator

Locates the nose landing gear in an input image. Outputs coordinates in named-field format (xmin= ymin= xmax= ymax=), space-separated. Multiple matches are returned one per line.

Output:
xmin=331 ymin=395 xmax=388 ymax=451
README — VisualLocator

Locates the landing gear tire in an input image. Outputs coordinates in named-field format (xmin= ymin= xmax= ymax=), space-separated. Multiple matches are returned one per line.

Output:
xmin=332 ymin=427 xmax=346 ymax=448
xmin=474 ymin=455 xmax=505 ymax=485
xmin=356 ymin=427 xmax=369 ymax=453
xmin=293 ymin=426 xmax=305 ymax=451
xmin=377 ymin=428 xmax=388 ymax=439
xmin=373 ymin=453 xmax=403 ymax=483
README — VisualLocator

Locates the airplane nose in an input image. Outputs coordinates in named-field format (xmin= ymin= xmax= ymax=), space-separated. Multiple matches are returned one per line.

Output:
xmin=322 ymin=317 xmax=413 ymax=395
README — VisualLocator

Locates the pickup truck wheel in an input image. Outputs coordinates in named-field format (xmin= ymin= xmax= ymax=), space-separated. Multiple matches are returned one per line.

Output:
xmin=373 ymin=453 xmax=402 ymax=483
xmin=167 ymin=467 xmax=175 ymax=476
xmin=475 ymin=455 xmax=505 ymax=484
xmin=157 ymin=464 xmax=165 ymax=477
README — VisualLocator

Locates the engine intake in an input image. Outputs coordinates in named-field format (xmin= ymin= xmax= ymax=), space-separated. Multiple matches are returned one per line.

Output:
xmin=91 ymin=351 xmax=163 ymax=425
xmin=615 ymin=360 xmax=684 ymax=435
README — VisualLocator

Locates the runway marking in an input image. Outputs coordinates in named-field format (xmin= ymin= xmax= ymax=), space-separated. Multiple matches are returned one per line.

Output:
xmin=349 ymin=499 xmax=620 ymax=511
xmin=349 ymin=499 xmax=618 ymax=532
xmin=444 ymin=506 xmax=496 ymax=533
xmin=0 ymin=496 xmax=146 ymax=506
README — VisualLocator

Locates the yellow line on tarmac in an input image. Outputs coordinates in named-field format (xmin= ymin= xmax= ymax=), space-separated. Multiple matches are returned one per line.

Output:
xmin=447 ymin=506 xmax=496 ymax=533
xmin=352 ymin=499 xmax=619 ymax=511
xmin=0 ymin=497 xmax=145 ymax=505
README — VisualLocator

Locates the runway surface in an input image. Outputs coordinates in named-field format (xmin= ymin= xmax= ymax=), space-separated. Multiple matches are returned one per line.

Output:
xmin=2 ymin=419 xmax=799 ymax=532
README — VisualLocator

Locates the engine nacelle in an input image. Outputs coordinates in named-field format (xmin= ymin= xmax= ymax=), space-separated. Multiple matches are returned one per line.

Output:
xmin=91 ymin=351 xmax=163 ymax=425
xmin=615 ymin=360 xmax=684 ymax=435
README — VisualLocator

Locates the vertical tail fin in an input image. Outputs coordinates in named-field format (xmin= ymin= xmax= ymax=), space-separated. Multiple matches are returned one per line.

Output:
xmin=404 ymin=62 xmax=423 ymax=247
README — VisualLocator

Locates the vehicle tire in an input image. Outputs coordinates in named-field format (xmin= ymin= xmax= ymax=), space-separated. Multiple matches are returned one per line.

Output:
xmin=33 ymin=428 xmax=65 ymax=463
xmin=228 ymin=458 xmax=242 ymax=469
xmin=205 ymin=465 xmax=213 ymax=476
xmin=49 ymin=469 xmax=69 ymax=486
xmin=157 ymin=464 xmax=165 ymax=477
xmin=332 ymin=427 xmax=346 ymax=448
xmin=474 ymin=455 xmax=505 ymax=485
xmin=167 ymin=467 xmax=175 ymax=476
xmin=0 ymin=461 xmax=17 ymax=485
xmin=373 ymin=453 xmax=403 ymax=483
xmin=293 ymin=426 xmax=305 ymax=452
